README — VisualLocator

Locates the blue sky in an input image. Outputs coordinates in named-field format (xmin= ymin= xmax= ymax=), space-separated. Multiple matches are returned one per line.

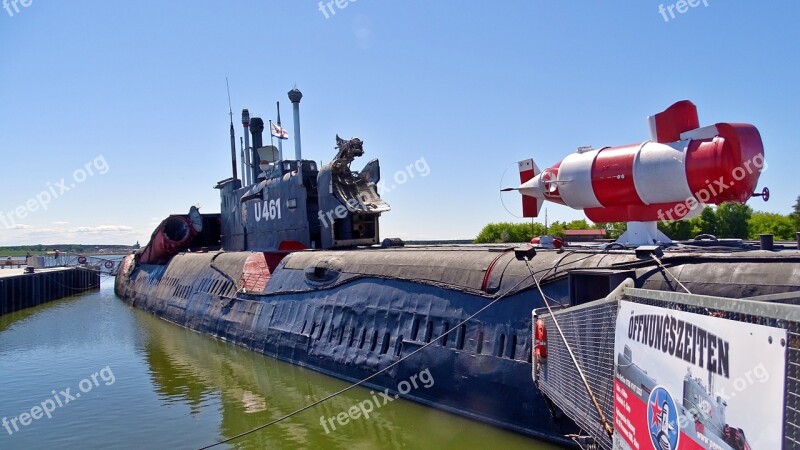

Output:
xmin=1 ymin=0 xmax=798 ymax=245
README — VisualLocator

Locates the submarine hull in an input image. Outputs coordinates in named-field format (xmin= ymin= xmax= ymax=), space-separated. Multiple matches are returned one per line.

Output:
xmin=114 ymin=245 xmax=800 ymax=446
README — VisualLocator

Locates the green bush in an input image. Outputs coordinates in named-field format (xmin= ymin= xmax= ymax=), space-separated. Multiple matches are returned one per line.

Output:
xmin=749 ymin=212 xmax=795 ymax=240
xmin=473 ymin=221 xmax=606 ymax=243
xmin=474 ymin=222 xmax=546 ymax=243
xmin=475 ymin=198 xmax=800 ymax=243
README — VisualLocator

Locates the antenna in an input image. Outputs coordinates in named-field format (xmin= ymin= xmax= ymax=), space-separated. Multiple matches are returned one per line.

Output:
xmin=240 ymin=136 xmax=245 ymax=183
xmin=276 ymin=101 xmax=284 ymax=160
xmin=226 ymin=78 xmax=233 ymax=121
xmin=226 ymin=78 xmax=238 ymax=180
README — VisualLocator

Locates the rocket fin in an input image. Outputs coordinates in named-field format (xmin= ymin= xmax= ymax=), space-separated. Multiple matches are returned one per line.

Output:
xmin=518 ymin=159 xmax=543 ymax=217
xmin=647 ymin=100 xmax=699 ymax=143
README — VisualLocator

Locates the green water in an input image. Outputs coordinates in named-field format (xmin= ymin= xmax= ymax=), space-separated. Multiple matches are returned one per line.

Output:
xmin=0 ymin=281 xmax=561 ymax=449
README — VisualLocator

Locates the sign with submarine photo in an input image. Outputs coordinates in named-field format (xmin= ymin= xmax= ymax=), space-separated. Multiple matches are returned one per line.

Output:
xmin=613 ymin=301 xmax=786 ymax=450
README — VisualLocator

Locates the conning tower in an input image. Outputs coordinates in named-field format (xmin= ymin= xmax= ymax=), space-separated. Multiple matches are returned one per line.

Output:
xmin=215 ymin=88 xmax=390 ymax=252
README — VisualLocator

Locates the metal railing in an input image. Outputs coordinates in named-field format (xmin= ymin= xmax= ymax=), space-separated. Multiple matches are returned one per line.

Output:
xmin=534 ymin=296 xmax=620 ymax=450
xmin=534 ymin=283 xmax=800 ymax=449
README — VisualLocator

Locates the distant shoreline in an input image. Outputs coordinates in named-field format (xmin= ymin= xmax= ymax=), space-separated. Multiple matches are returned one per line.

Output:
xmin=0 ymin=246 xmax=137 ymax=258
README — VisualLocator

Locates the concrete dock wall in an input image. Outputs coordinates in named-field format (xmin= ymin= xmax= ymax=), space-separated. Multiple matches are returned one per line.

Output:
xmin=0 ymin=267 xmax=100 ymax=315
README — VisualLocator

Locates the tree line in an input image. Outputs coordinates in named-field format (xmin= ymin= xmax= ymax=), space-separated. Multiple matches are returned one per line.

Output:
xmin=0 ymin=244 xmax=135 ymax=256
xmin=475 ymin=196 xmax=800 ymax=243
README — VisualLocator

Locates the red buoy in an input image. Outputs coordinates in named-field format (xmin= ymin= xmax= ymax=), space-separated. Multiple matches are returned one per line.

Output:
xmin=534 ymin=319 xmax=548 ymax=363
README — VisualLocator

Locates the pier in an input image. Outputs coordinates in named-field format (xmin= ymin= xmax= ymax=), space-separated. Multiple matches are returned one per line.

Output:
xmin=0 ymin=267 xmax=100 ymax=315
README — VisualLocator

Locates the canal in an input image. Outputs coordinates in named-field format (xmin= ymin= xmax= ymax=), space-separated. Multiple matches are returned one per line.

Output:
xmin=0 ymin=279 xmax=560 ymax=449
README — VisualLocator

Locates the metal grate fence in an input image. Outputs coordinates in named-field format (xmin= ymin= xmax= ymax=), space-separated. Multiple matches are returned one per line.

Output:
xmin=535 ymin=284 xmax=800 ymax=450
xmin=533 ymin=297 xmax=620 ymax=450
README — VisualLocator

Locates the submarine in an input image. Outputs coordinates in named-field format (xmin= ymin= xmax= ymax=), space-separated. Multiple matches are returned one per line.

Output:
xmin=115 ymin=91 xmax=800 ymax=446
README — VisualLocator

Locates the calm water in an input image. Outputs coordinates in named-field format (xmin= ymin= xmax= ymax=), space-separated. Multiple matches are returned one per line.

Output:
xmin=0 ymin=280 xmax=559 ymax=449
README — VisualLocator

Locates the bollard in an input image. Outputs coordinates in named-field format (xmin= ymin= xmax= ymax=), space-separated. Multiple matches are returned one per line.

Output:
xmin=760 ymin=234 xmax=774 ymax=251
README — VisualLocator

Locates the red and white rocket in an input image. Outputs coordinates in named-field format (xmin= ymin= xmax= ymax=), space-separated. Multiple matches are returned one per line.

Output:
xmin=513 ymin=100 xmax=767 ymax=244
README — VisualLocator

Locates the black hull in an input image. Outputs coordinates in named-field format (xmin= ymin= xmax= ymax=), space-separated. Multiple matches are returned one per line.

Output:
xmin=114 ymin=246 xmax=800 ymax=446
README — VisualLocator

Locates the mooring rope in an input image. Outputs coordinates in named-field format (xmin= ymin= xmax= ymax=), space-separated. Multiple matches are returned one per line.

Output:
xmin=193 ymin=248 xmax=626 ymax=448
xmin=37 ymin=271 xmax=103 ymax=291
xmin=522 ymin=257 xmax=614 ymax=437
xmin=196 ymin=271 xmax=543 ymax=449
xmin=650 ymin=253 xmax=692 ymax=294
